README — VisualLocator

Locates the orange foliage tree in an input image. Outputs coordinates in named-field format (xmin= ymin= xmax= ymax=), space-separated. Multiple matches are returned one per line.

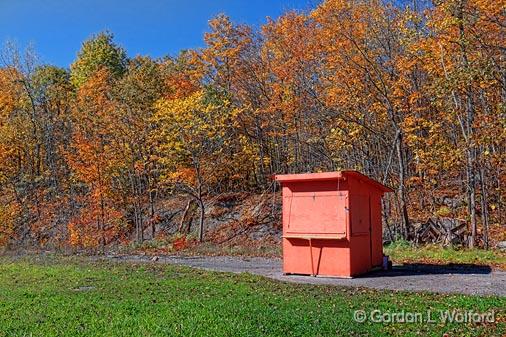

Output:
xmin=66 ymin=68 xmax=126 ymax=248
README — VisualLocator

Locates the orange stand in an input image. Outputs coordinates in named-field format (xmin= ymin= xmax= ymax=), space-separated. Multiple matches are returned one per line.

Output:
xmin=275 ymin=171 xmax=393 ymax=278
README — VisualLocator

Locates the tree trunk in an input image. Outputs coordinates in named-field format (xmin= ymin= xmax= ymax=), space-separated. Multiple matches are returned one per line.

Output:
xmin=97 ymin=162 xmax=106 ymax=251
xmin=198 ymin=199 xmax=205 ymax=242
xmin=396 ymin=131 xmax=410 ymax=240
xmin=178 ymin=199 xmax=193 ymax=234
xmin=479 ymin=165 xmax=489 ymax=250
xmin=149 ymin=186 xmax=156 ymax=239
xmin=466 ymin=152 xmax=477 ymax=248
xmin=455 ymin=0 xmax=478 ymax=249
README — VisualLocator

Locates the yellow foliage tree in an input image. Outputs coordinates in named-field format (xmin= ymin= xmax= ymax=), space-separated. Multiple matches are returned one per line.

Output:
xmin=152 ymin=89 xmax=237 ymax=241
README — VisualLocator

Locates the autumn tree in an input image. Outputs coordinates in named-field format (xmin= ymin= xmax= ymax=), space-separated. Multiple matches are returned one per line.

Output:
xmin=112 ymin=56 xmax=166 ymax=242
xmin=200 ymin=15 xmax=269 ymax=187
xmin=152 ymin=89 xmax=237 ymax=242
xmin=70 ymin=32 xmax=127 ymax=88
xmin=67 ymin=68 xmax=126 ymax=249
xmin=0 ymin=44 xmax=74 ymax=247
xmin=408 ymin=0 xmax=506 ymax=247
xmin=0 ymin=66 xmax=24 ymax=246
xmin=311 ymin=0 xmax=414 ymax=238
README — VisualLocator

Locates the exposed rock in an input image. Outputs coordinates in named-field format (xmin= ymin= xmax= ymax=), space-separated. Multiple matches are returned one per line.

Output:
xmin=73 ymin=286 xmax=95 ymax=292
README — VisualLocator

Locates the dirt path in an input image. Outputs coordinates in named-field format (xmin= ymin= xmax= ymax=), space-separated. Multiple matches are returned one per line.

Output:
xmin=109 ymin=255 xmax=506 ymax=297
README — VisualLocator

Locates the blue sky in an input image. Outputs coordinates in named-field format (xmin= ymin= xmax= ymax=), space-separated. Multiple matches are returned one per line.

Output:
xmin=0 ymin=0 xmax=316 ymax=68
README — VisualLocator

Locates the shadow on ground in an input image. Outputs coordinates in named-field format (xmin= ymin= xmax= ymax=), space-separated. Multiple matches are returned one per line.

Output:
xmin=362 ymin=263 xmax=492 ymax=278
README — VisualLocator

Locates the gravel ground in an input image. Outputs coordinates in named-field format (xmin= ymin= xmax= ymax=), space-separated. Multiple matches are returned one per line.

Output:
xmin=108 ymin=255 xmax=506 ymax=297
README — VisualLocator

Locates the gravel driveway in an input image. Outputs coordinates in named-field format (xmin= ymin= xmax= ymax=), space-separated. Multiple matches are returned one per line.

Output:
xmin=110 ymin=255 xmax=506 ymax=297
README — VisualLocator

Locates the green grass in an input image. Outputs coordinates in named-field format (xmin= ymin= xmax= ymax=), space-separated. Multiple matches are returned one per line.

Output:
xmin=0 ymin=256 xmax=504 ymax=337
xmin=385 ymin=241 xmax=506 ymax=269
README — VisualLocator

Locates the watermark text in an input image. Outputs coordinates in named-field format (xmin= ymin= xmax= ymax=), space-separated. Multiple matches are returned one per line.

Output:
xmin=353 ymin=309 xmax=496 ymax=324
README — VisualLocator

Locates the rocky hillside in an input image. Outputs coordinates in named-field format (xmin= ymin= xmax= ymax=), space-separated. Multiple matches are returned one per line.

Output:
xmin=135 ymin=192 xmax=282 ymax=257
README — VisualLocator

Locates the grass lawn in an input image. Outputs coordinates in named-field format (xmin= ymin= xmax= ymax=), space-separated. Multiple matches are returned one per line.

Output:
xmin=0 ymin=256 xmax=504 ymax=337
xmin=385 ymin=241 xmax=506 ymax=270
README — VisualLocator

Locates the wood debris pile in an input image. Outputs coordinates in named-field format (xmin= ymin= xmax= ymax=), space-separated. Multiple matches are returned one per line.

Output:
xmin=412 ymin=218 xmax=467 ymax=246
